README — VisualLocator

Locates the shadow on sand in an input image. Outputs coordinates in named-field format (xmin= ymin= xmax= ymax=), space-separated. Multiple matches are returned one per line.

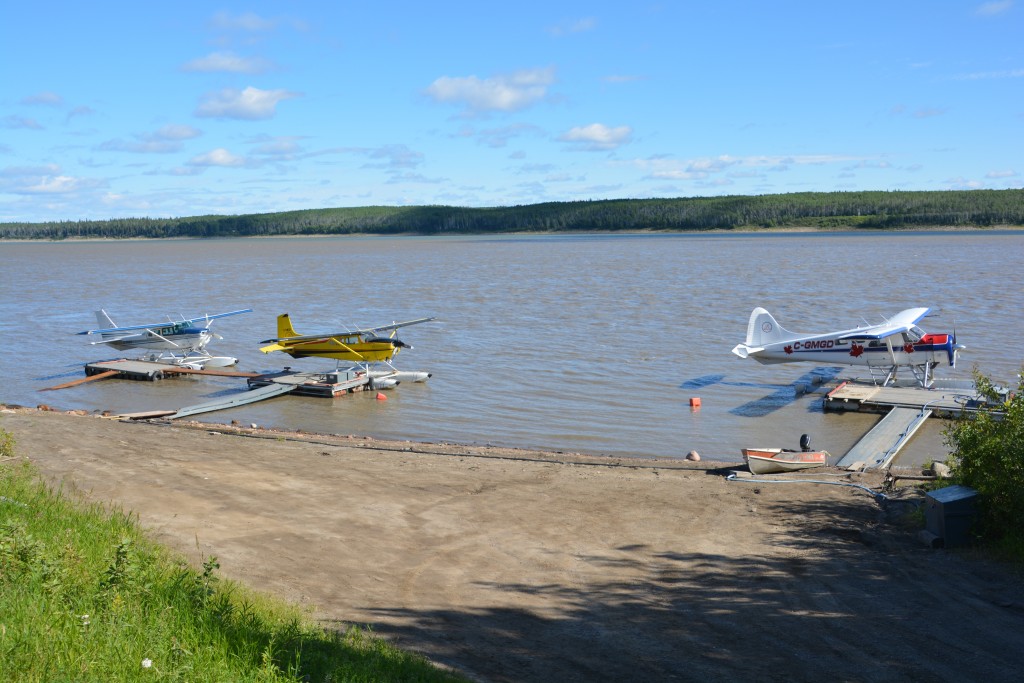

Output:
xmin=334 ymin=495 xmax=1024 ymax=683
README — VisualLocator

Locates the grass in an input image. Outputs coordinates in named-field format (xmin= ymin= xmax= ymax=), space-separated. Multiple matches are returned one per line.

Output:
xmin=0 ymin=432 xmax=466 ymax=682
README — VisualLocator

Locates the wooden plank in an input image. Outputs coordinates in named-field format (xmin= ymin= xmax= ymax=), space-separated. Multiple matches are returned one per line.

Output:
xmin=41 ymin=370 xmax=119 ymax=391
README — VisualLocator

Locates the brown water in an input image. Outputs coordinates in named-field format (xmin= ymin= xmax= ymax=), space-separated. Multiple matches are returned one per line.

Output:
xmin=2 ymin=231 xmax=1021 ymax=464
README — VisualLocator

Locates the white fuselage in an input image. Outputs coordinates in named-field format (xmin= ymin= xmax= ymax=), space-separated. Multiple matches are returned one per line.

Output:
xmin=99 ymin=325 xmax=212 ymax=352
xmin=744 ymin=333 xmax=952 ymax=369
xmin=731 ymin=307 xmax=963 ymax=387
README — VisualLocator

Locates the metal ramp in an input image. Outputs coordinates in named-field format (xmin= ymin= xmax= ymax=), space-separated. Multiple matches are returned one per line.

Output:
xmin=170 ymin=383 xmax=296 ymax=420
xmin=836 ymin=406 xmax=933 ymax=470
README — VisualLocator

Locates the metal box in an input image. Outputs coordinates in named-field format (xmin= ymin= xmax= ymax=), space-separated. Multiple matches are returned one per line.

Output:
xmin=924 ymin=485 xmax=978 ymax=548
xmin=325 ymin=369 xmax=361 ymax=384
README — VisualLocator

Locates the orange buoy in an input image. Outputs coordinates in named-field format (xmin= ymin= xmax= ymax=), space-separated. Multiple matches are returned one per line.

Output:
xmin=689 ymin=397 xmax=702 ymax=407
xmin=375 ymin=392 xmax=388 ymax=401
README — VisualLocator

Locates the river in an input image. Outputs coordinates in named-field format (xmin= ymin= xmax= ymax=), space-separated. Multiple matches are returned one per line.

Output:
xmin=2 ymin=231 xmax=1021 ymax=465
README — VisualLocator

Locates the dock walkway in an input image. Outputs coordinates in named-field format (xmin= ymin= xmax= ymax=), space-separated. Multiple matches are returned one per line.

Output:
xmin=824 ymin=380 xmax=981 ymax=471
xmin=170 ymin=383 xmax=296 ymax=420
xmin=834 ymin=406 xmax=932 ymax=470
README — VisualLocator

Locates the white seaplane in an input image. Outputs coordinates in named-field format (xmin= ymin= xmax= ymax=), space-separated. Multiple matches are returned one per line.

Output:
xmin=78 ymin=308 xmax=253 ymax=368
xmin=731 ymin=307 xmax=964 ymax=388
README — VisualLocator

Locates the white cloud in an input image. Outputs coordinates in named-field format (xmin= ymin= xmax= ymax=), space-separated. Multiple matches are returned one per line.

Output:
xmin=24 ymin=176 xmax=87 ymax=193
xmin=546 ymin=17 xmax=597 ymax=36
xmin=425 ymin=67 xmax=555 ymax=114
xmin=0 ymin=165 xmax=103 ymax=195
xmin=975 ymin=1 xmax=1013 ymax=16
xmin=2 ymin=115 xmax=43 ymax=130
xmin=195 ymin=86 xmax=300 ymax=120
xmin=985 ymin=169 xmax=1018 ymax=178
xmin=913 ymin=107 xmax=947 ymax=118
xmin=636 ymin=153 xmax=871 ymax=180
xmin=67 ymin=106 xmax=95 ymax=121
xmin=250 ymin=137 xmax=303 ymax=157
xmin=953 ymin=69 xmax=1024 ymax=80
xmin=188 ymin=148 xmax=249 ymax=167
xmin=182 ymin=51 xmax=272 ymax=74
xmin=97 ymin=125 xmax=201 ymax=154
xmin=209 ymin=11 xmax=276 ymax=31
xmin=152 ymin=124 xmax=201 ymax=141
xmin=21 ymin=92 xmax=63 ymax=106
xmin=558 ymin=123 xmax=633 ymax=151
xmin=364 ymin=144 xmax=423 ymax=170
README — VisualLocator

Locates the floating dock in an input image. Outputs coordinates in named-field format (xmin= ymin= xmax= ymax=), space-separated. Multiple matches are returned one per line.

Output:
xmin=824 ymin=380 xmax=988 ymax=471
xmin=823 ymin=381 xmax=977 ymax=418
xmin=246 ymin=368 xmax=376 ymax=398
xmin=162 ymin=369 xmax=394 ymax=420
xmin=80 ymin=359 xmax=259 ymax=381
xmin=55 ymin=361 xmax=414 ymax=421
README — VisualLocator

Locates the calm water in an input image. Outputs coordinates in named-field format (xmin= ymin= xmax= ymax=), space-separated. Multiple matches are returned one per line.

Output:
xmin=2 ymin=231 xmax=1022 ymax=465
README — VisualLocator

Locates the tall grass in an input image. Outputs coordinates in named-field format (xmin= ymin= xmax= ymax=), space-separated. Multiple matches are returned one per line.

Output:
xmin=0 ymin=431 xmax=464 ymax=682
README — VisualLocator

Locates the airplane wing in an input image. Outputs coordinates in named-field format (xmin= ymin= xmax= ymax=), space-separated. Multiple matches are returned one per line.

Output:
xmin=260 ymin=317 xmax=435 ymax=344
xmin=354 ymin=317 xmax=437 ymax=335
xmin=836 ymin=307 xmax=930 ymax=340
xmin=193 ymin=308 xmax=253 ymax=323
xmin=78 ymin=308 xmax=252 ymax=335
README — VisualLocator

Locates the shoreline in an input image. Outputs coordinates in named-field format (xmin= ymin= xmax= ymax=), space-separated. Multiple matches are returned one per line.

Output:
xmin=3 ymin=406 xmax=1023 ymax=681
xmin=2 ymin=225 xmax=1022 ymax=243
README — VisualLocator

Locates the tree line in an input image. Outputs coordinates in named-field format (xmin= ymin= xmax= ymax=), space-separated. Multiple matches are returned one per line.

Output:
xmin=2 ymin=189 xmax=1022 ymax=240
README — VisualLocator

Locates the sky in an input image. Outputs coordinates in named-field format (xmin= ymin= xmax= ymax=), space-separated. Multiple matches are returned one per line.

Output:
xmin=1 ymin=1 xmax=1022 ymax=223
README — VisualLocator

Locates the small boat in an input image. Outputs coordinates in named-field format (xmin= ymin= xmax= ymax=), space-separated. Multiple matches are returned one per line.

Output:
xmin=742 ymin=447 xmax=829 ymax=475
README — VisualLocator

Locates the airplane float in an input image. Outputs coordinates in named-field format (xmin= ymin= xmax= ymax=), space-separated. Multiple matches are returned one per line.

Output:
xmin=78 ymin=308 xmax=253 ymax=368
xmin=731 ymin=307 xmax=964 ymax=388
xmin=259 ymin=313 xmax=436 ymax=380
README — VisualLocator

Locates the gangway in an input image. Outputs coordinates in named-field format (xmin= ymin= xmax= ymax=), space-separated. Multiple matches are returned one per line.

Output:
xmin=835 ymin=406 xmax=933 ymax=470
xmin=170 ymin=383 xmax=296 ymax=420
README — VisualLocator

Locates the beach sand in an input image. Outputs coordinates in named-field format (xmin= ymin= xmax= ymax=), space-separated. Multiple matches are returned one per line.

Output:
xmin=3 ymin=407 xmax=1023 ymax=682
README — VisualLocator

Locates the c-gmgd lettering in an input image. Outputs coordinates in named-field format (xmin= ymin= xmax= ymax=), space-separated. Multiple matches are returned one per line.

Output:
xmin=794 ymin=339 xmax=834 ymax=350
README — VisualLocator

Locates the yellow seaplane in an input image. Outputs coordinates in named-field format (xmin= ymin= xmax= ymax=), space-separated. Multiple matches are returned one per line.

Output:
xmin=259 ymin=313 xmax=435 ymax=364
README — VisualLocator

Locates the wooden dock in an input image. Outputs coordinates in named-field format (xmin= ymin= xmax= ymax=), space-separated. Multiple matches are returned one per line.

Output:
xmin=73 ymin=359 xmax=259 ymax=384
xmin=246 ymin=369 xmax=376 ymax=397
xmin=823 ymin=381 xmax=977 ymax=418
xmin=824 ymin=381 xmax=983 ymax=471
xmin=162 ymin=370 xmax=383 ymax=419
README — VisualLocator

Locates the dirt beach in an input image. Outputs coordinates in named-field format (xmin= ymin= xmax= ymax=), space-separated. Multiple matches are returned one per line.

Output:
xmin=3 ymin=407 xmax=1023 ymax=682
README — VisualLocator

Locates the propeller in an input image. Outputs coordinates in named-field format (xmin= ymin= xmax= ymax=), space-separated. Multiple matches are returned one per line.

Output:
xmin=948 ymin=321 xmax=965 ymax=367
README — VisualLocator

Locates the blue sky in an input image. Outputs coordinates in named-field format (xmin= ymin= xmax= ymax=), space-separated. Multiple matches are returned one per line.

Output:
xmin=2 ymin=1 xmax=1021 ymax=223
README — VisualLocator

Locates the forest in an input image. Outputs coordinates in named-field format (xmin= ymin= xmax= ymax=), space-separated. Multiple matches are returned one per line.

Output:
xmin=2 ymin=189 xmax=1022 ymax=240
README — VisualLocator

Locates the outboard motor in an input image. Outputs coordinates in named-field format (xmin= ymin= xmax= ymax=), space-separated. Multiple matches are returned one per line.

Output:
xmin=799 ymin=433 xmax=812 ymax=452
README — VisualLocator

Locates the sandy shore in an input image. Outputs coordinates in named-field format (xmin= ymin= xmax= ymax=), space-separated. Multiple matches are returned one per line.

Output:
xmin=3 ymin=407 xmax=1023 ymax=682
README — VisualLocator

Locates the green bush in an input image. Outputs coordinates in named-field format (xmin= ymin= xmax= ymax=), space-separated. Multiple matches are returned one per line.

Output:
xmin=944 ymin=370 xmax=1024 ymax=556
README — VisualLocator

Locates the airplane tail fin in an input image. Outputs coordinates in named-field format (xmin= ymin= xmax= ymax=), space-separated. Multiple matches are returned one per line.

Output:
xmin=95 ymin=310 xmax=119 ymax=340
xmin=732 ymin=307 xmax=796 ymax=358
xmin=96 ymin=310 xmax=116 ymax=328
xmin=277 ymin=313 xmax=300 ymax=339
xmin=744 ymin=307 xmax=796 ymax=347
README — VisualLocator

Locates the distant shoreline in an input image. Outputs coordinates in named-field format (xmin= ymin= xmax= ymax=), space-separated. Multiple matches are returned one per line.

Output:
xmin=3 ymin=224 xmax=1022 ymax=243
xmin=4 ymin=190 xmax=1023 ymax=240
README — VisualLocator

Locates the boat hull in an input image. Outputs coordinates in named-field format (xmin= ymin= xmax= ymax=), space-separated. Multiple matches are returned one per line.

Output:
xmin=742 ymin=448 xmax=829 ymax=475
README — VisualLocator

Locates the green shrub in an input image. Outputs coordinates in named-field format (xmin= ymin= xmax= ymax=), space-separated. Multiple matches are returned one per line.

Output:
xmin=944 ymin=369 xmax=1024 ymax=557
